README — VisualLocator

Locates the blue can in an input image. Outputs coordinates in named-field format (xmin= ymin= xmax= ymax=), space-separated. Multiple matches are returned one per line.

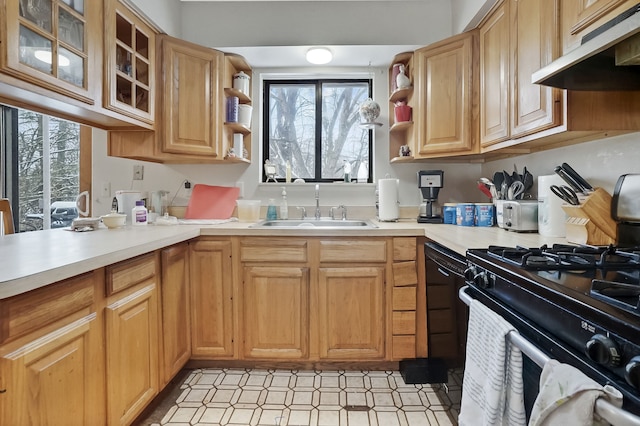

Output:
xmin=475 ymin=203 xmax=494 ymax=227
xmin=456 ymin=203 xmax=475 ymax=226
xmin=443 ymin=203 xmax=457 ymax=224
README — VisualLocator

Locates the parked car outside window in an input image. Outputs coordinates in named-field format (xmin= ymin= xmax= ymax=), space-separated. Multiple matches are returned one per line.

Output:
xmin=25 ymin=201 xmax=79 ymax=229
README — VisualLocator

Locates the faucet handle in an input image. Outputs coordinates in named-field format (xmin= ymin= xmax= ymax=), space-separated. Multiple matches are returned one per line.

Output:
xmin=296 ymin=206 xmax=307 ymax=219
xmin=330 ymin=206 xmax=337 ymax=220
xmin=338 ymin=205 xmax=347 ymax=220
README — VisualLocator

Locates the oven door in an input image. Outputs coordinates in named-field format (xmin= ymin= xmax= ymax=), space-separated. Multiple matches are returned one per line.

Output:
xmin=459 ymin=285 xmax=640 ymax=421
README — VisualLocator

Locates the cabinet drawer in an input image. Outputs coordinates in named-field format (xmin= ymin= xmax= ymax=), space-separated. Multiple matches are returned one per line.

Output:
xmin=393 ymin=286 xmax=416 ymax=311
xmin=319 ymin=240 xmax=387 ymax=263
xmin=0 ymin=272 xmax=96 ymax=344
xmin=240 ymin=239 xmax=308 ymax=263
xmin=393 ymin=261 xmax=417 ymax=287
xmin=393 ymin=238 xmax=416 ymax=261
xmin=106 ymin=253 xmax=157 ymax=296
xmin=392 ymin=335 xmax=416 ymax=359
xmin=393 ymin=311 xmax=416 ymax=335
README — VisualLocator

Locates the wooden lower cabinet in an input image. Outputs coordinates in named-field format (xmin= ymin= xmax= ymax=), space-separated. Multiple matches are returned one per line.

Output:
xmin=318 ymin=266 xmax=385 ymax=359
xmin=105 ymin=254 xmax=160 ymax=426
xmin=243 ymin=266 xmax=309 ymax=359
xmin=0 ymin=272 xmax=104 ymax=425
xmin=190 ymin=239 xmax=235 ymax=358
xmin=160 ymin=243 xmax=191 ymax=385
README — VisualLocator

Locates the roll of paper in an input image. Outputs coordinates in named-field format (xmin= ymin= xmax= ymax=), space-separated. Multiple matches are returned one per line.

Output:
xmin=378 ymin=178 xmax=399 ymax=221
xmin=538 ymin=174 xmax=566 ymax=237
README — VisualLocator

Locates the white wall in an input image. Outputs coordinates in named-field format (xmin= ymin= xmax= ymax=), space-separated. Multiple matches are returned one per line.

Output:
xmin=130 ymin=0 xmax=182 ymax=36
xmin=451 ymin=0 xmax=498 ymax=33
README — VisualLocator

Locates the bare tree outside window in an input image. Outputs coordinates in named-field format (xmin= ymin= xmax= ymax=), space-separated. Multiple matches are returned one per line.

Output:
xmin=264 ymin=79 xmax=372 ymax=182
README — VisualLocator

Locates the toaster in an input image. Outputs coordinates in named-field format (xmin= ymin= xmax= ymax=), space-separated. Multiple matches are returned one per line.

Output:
xmin=501 ymin=200 xmax=538 ymax=232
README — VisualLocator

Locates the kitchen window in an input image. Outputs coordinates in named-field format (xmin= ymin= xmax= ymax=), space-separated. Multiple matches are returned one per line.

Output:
xmin=263 ymin=79 xmax=373 ymax=183
xmin=1 ymin=104 xmax=91 ymax=232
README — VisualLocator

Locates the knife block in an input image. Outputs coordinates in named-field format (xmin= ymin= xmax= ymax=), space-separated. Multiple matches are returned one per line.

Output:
xmin=561 ymin=188 xmax=617 ymax=245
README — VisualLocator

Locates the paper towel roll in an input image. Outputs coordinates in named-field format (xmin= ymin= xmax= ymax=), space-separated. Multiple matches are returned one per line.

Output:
xmin=378 ymin=178 xmax=399 ymax=221
xmin=538 ymin=174 xmax=566 ymax=237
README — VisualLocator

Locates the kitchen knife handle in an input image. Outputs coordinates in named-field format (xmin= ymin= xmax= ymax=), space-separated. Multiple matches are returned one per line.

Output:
xmin=561 ymin=162 xmax=594 ymax=192
xmin=554 ymin=166 xmax=586 ymax=195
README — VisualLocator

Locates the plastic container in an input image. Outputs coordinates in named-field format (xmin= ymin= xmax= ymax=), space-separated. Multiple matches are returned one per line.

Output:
xmin=132 ymin=200 xmax=147 ymax=225
xmin=236 ymin=200 xmax=261 ymax=222
xmin=475 ymin=203 xmax=494 ymax=227
xmin=456 ymin=203 xmax=475 ymax=226
xmin=442 ymin=203 xmax=457 ymax=224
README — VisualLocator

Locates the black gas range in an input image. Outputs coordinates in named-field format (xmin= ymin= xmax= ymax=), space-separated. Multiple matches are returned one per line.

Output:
xmin=465 ymin=244 xmax=640 ymax=416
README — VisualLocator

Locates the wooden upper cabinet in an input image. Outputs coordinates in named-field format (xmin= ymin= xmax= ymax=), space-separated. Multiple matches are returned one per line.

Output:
xmin=561 ymin=0 xmax=637 ymax=54
xmin=413 ymin=32 xmax=478 ymax=157
xmin=103 ymin=0 xmax=155 ymax=125
xmin=510 ymin=0 xmax=562 ymax=139
xmin=160 ymin=35 xmax=223 ymax=157
xmin=0 ymin=0 xmax=99 ymax=104
xmin=479 ymin=0 xmax=510 ymax=147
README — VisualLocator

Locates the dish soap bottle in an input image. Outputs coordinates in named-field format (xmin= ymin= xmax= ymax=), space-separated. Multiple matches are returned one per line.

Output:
xmin=267 ymin=199 xmax=277 ymax=220
xmin=132 ymin=200 xmax=148 ymax=225
xmin=280 ymin=187 xmax=288 ymax=220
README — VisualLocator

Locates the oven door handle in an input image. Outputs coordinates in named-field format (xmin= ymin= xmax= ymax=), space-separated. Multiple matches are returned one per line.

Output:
xmin=458 ymin=285 xmax=640 ymax=426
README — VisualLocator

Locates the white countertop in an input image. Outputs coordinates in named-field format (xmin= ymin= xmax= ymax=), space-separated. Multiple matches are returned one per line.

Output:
xmin=0 ymin=220 xmax=569 ymax=299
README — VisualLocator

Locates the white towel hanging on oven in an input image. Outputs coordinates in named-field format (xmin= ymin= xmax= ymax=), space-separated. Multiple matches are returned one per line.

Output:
xmin=529 ymin=359 xmax=623 ymax=426
xmin=459 ymin=299 xmax=526 ymax=426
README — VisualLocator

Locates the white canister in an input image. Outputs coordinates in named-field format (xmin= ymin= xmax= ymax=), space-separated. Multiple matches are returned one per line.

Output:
xmin=233 ymin=71 xmax=250 ymax=94
xmin=238 ymin=104 xmax=253 ymax=127
xmin=378 ymin=178 xmax=399 ymax=221
xmin=538 ymin=174 xmax=567 ymax=237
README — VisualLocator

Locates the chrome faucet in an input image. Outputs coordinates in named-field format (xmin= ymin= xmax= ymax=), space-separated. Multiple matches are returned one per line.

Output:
xmin=315 ymin=184 xmax=321 ymax=220
xmin=296 ymin=206 xmax=307 ymax=219
xmin=330 ymin=205 xmax=347 ymax=220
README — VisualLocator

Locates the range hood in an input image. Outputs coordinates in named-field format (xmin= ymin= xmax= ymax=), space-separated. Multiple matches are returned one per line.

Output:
xmin=532 ymin=4 xmax=640 ymax=90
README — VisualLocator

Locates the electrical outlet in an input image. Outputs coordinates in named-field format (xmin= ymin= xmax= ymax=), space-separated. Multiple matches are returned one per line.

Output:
xmin=236 ymin=181 xmax=244 ymax=198
xmin=101 ymin=182 xmax=111 ymax=197
xmin=133 ymin=165 xmax=144 ymax=180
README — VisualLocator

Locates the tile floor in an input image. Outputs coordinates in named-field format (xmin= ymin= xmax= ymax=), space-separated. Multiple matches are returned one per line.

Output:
xmin=146 ymin=368 xmax=462 ymax=426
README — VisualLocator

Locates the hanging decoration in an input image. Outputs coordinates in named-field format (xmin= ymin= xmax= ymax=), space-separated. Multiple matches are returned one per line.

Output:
xmin=359 ymin=62 xmax=383 ymax=129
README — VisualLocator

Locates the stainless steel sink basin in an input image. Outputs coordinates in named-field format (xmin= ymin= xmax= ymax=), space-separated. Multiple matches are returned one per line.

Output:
xmin=250 ymin=219 xmax=378 ymax=229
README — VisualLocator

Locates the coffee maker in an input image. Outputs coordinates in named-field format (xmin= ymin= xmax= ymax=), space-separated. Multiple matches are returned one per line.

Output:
xmin=417 ymin=170 xmax=444 ymax=223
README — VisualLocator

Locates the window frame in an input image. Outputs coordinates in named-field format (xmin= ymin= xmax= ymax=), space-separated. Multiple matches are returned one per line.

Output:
xmin=262 ymin=78 xmax=374 ymax=183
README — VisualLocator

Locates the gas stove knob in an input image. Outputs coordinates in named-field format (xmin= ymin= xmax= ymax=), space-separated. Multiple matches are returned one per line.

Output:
xmin=464 ymin=266 xmax=478 ymax=282
xmin=585 ymin=334 xmax=621 ymax=367
xmin=473 ymin=271 xmax=490 ymax=289
xmin=625 ymin=356 xmax=640 ymax=390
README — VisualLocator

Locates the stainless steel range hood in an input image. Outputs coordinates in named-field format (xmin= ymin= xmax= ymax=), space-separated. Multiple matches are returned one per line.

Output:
xmin=532 ymin=4 xmax=640 ymax=90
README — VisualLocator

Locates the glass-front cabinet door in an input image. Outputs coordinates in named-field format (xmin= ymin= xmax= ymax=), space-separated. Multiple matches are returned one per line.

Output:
xmin=1 ymin=0 xmax=96 ymax=104
xmin=103 ymin=0 xmax=155 ymax=125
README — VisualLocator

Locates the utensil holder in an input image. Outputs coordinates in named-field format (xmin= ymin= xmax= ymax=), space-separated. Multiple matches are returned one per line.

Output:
xmin=561 ymin=188 xmax=617 ymax=245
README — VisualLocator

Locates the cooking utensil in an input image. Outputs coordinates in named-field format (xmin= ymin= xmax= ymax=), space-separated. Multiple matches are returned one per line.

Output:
xmin=522 ymin=167 xmax=534 ymax=193
xmin=508 ymin=181 xmax=525 ymax=200
xmin=478 ymin=177 xmax=498 ymax=199
xmin=550 ymin=184 xmax=580 ymax=205
xmin=561 ymin=162 xmax=594 ymax=193
xmin=554 ymin=166 xmax=585 ymax=195
xmin=477 ymin=181 xmax=493 ymax=199
xmin=493 ymin=172 xmax=504 ymax=199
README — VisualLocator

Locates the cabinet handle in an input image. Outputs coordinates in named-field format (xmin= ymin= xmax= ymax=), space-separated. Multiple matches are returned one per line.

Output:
xmin=0 ymin=389 xmax=6 ymax=394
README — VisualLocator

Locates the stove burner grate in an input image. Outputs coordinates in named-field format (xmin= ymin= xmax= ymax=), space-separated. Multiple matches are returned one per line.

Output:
xmin=591 ymin=280 xmax=640 ymax=314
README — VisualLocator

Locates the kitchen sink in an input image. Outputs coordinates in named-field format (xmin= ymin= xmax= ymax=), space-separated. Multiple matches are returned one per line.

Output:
xmin=250 ymin=219 xmax=378 ymax=229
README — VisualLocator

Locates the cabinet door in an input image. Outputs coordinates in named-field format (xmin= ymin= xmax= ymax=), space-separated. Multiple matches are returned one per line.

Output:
xmin=190 ymin=239 xmax=235 ymax=358
xmin=160 ymin=243 xmax=191 ymax=385
xmin=1 ymin=0 xmax=98 ymax=104
xmin=160 ymin=35 xmax=223 ymax=157
xmin=414 ymin=33 xmax=476 ymax=156
xmin=105 ymin=283 xmax=159 ymax=426
xmin=561 ymin=0 xmax=634 ymax=53
xmin=0 ymin=315 xmax=102 ymax=425
xmin=480 ymin=0 xmax=510 ymax=147
xmin=318 ymin=266 xmax=385 ymax=359
xmin=243 ymin=266 xmax=309 ymax=359
xmin=104 ymin=0 xmax=155 ymax=124
xmin=510 ymin=0 xmax=562 ymax=139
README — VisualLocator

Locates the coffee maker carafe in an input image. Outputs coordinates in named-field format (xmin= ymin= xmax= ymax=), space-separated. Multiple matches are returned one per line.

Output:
xmin=417 ymin=170 xmax=444 ymax=223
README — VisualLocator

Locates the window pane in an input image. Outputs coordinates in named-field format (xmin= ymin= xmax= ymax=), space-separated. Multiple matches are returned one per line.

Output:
xmin=267 ymin=84 xmax=316 ymax=180
xmin=321 ymin=82 xmax=369 ymax=180
xmin=17 ymin=109 xmax=80 ymax=231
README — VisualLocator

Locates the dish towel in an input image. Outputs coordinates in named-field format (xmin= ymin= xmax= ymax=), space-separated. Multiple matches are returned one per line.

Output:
xmin=529 ymin=359 xmax=623 ymax=426
xmin=459 ymin=299 xmax=526 ymax=426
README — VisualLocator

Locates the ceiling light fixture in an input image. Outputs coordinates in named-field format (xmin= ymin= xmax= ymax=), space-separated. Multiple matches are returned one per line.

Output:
xmin=34 ymin=50 xmax=70 ymax=67
xmin=306 ymin=47 xmax=332 ymax=65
